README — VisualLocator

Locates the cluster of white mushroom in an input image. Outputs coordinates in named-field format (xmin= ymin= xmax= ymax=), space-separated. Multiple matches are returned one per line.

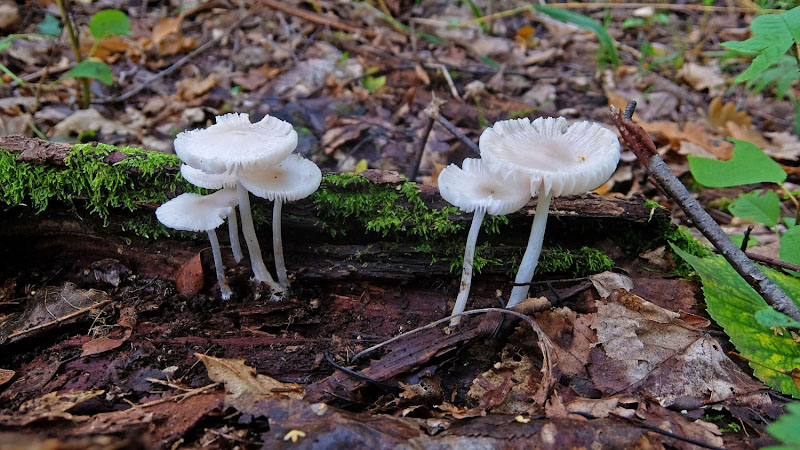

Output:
xmin=439 ymin=117 xmax=620 ymax=325
xmin=156 ymin=113 xmax=322 ymax=300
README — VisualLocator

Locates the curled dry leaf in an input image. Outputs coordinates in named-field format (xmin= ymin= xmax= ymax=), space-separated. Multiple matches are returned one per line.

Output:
xmin=174 ymin=74 xmax=218 ymax=101
xmin=175 ymin=252 xmax=204 ymax=297
xmin=678 ymin=62 xmax=725 ymax=94
xmin=0 ymin=368 xmax=14 ymax=386
xmin=708 ymin=97 xmax=751 ymax=131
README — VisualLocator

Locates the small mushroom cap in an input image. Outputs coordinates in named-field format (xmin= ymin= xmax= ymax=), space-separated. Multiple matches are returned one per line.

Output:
xmin=156 ymin=189 xmax=238 ymax=232
xmin=180 ymin=164 xmax=238 ymax=189
xmin=438 ymin=158 xmax=531 ymax=216
xmin=479 ymin=117 xmax=620 ymax=197
xmin=174 ymin=113 xmax=297 ymax=175
xmin=238 ymin=154 xmax=322 ymax=202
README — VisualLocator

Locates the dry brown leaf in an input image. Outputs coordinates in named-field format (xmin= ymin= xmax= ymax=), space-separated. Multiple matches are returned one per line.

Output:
xmin=321 ymin=123 xmax=369 ymax=154
xmin=0 ymin=369 xmax=14 ymax=386
xmin=641 ymin=120 xmax=732 ymax=159
xmin=678 ymin=62 xmax=725 ymax=94
xmin=231 ymin=65 xmax=280 ymax=91
xmin=0 ymin=390 xmax=104 ymax=425
xmin=566 ymin=396 xmax=639 ymax=419
xmin=197 ymin=353 xmax=304 ymax=410
xmin=151 ymin=15 xmax=183 ymax=47
xmin=175 ymin=74 xmax=218 ymax=101
xmin=589 ymin=271 xmax=634 ymax=298
xmin=50 ymin=108 xmax=133 ymax=137
xmin=764 ymin=131 xmax=800 ymax=160
xmin=175 ymin=252 xmax=204 ymax=297
xmin=708 ymin=97 xmax=751 ymax=130
xmin=726 ymin=121 xmax=771 ymax=149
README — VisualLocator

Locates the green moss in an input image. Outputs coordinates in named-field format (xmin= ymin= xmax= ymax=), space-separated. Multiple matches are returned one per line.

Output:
xmin=121 ymin=216 xmax=173 ymax=239
xmin=0 ymin=143 xmax=200 ymax=224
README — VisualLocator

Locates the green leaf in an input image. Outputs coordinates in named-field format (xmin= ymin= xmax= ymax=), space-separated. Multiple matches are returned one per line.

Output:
xmin=622 ymin=17 xmax=645 ymax=28
xmin=363 ymin=75 xmax=386 ymax=94
xmin=781 ymin=226 xmax=800 ymax=266
xmin=534 ymin=5 xmax=619 ymax=68
xmin=756 ymin=308 xmax=800 ymax=328
xmin=673 ymin=246 xmax=800 ymax=398
xmin=89 ymin=10 xmax=130 ymax=40
xmin=766 ymin=403 xmax=800 ymax=448
xmin=65 ymin=61 xmax=113 ymax=85
xmin=37 ymin=14 xmax=62 ymax=37
xmin=688 ymin=139 xmax=786 ymax=187
xmin=729 ymin=189 xmax=781 ymax=227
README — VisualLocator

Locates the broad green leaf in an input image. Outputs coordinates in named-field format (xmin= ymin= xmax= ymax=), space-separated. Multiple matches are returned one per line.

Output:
xmin=37 ymin=14 xmax=62 ymax=37
xmin=673 ymin=246 xmax=800 ymax=397
xmin=65 ymin=61 xmax=113 ymax=85
xmin=735 ymin=38 xmax=793 ymax=82
xmin=534 ymin=5 xmax=619 ymax=67
xmin=722 ymin=34 xmax=774 ymax=53
xmin=765 ymin=403 xmax=800 ymax=449
xmin=688 ymin=139 xmax=786 ymax=187
xmin=751 ymin=6 xmax=800 ymax=43
xmin=781 ymin=226 xmax=800 ymax=266
xmin=89 ymin=10 xmax=130 ymax=40
xmin=729 ymin=189 xmax=781 ymax=227
xmin=756 ymin=308 xmax=800 ymax=328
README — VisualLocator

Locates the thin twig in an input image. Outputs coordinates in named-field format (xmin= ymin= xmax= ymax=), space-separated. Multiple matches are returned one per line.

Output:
xmin=436 ymin=115 xmax=480 ymax=154
xmin=746 ymin=252 xmax=800 ymax=273
xmin=407 ymin=117 xmax=434 ymax=182
xmin=260 ymin=0 xmax=373 ymax=37
xmin=93 ymin=13 xmax=254 ymax=104
xmin=740 ymin=225 xmax=754 ymax=252
xmin=7 ymin=298 xmax=112 ymax=339
xmin=610 ymin=103 xmax=800 ymax=322
xmin=55 ymin=0 xmax=90 ymax=109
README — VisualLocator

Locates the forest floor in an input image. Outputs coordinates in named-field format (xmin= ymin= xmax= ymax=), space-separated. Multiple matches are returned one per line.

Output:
xmin=1 ymin=0 xmax=799 ymax=449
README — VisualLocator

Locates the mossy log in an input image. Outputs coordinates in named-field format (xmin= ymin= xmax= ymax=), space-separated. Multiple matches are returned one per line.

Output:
xmin=0 ymin=136 xmax=672 ymax=284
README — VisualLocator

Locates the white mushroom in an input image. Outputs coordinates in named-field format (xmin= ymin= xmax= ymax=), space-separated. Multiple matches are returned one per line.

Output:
xmin=180 ymin=164 xmax=243 ymax=263
xmin=239 ymin=154 xmax=322 ymax=289
xmin=480 ymin=117 xmax=620 ymax=308
xmin=174 ymin=113 xmax=297 ymax=294
xmin=156 ymin=189 xmax=239 ymax=300
xmin=438 ymin=158 xmax=530 ymax=325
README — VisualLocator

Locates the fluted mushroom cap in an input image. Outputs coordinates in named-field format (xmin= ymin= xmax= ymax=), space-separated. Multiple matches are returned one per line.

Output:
xmin=156 ymin=188 xmax=238 ymax=232
xmin=174 ymin=113 xmax=297 ymax=175
xmin=180 ymin=164 xmax=238 ymax=189
xmin=438 ymin=158 xmax=531 ymax=216
xmin=238 ymin=154 xmax=322 ymax=202
xmin=479 ymin=117 xmax=620 ymax=197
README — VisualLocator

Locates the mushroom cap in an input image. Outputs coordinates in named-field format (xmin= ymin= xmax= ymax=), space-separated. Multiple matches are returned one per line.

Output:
xmin=174 ymin=113 xmax=298 ymax=175
xmin=479 ymin=117 xmax=620 ymax=197
xmin=156 ymin=188 xmax=238 ymax=232
xmin=438 ymin=158 xmax=531 ymax=216
xmin=238 ymin=154 xmax=322 ymax=202
xmin=180 ymin=164 xmax=238 ymax=189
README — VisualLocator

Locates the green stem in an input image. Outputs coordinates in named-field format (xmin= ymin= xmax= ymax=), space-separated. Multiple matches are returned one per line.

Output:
xmin=779 ymin=182 xmax=800 ymax=224
xmin=56 ymin=0 xmax=90 ymax=109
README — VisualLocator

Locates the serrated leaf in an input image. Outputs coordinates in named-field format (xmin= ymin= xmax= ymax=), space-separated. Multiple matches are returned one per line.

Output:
xmin=781 ymin=226 xmax=800 ymax=266
xmin=755 ymin=308 xmax=800 ymax=328
xmin=688 ymin=139 xmax=786 ymax=187
xmin=37 ymin=14 xmax=62 ymax=37
xmin=64 ymin=61 xmax=113 ymax=85
xmin=89 ymin=10 xmax=130 ymax=40
xmin=673 ymin=246 xmax=800 ymax=397
xmin=735 ymin=39 xmax=794 ymax=82
xmin=729 ymin=189 xmax=781 ymax=227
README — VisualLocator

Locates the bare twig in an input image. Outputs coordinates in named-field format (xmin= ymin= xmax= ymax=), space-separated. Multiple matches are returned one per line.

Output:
xmin=7 ymin=298 xmax=112 ymax=339
xmin=436 ymin=114 xmax=480 ymax=155
xmin=407 ymin=117 xmax=434 ymax=182
xmin=93 ymin=13 xmax=253 ymax=104
xmin=260 ymin=0 xmax=373 ymax=37
xmin=55 ymin=0 xmax=90 ymax=109
xmin=610 ymin=103 xmax=800 ymax=322
xmin=746 ymin=252 xmax=800 ymax=273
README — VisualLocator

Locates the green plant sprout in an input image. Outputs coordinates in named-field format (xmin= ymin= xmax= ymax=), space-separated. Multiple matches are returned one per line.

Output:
xmin=54 ymin=5 xmax=131 ymax=108
xmin=721 ymin=6 xmax=800 ymax=133
xmin=622 ymin=12 xmax=669 ymax=29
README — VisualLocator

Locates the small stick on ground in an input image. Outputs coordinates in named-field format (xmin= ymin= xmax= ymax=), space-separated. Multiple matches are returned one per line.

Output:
xmin=746 ymin=252 xmax=800 ymax=273
xmin=407 ymin=117 xmax=434 ymax=182
xmin=610 ymin=102 xmax=800 ymax=322
xmin=436 ymin=114 xmax=480 ymax=155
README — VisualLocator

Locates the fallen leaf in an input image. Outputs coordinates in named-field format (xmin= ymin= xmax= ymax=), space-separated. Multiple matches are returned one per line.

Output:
xmin=765 ymin=131 xmax=800 ymax=160
xmin=175 ymin=252 xmax=204 ymax=297
xmin=50 ymin=108 xmax=133 ymax=138
xmin=0 ymin=369 xmax=14 ymax=386
xmin=174 ymin=74 xmax=218 ymax=101
xmin=0 ymin=390 xmax=104 ymax=425
xmin=589 ymin=271 xmax=634 ymax=298
xmin=726 ymin=121 xmax=771 ymax=149
xmin=678 ymin=62 xmax=725 ymax=94
xmin=708 ymin=97 xmax=751 ymax=131
xmin=151 ymin=15 xmax=183 ymax=47
xmin=196 ymin=353 xmax=304 ymax=410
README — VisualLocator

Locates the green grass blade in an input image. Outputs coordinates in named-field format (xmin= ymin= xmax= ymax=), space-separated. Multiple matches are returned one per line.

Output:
xmin=533 ymin=5 xmax=619 ymax=68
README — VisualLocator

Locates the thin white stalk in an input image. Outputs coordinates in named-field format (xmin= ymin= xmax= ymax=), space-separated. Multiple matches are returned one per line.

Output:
xmin=507 ymin=190 xmax=552 ymax=308
xmin=228 ymin=206 xmax=243 ymax=263
xmin=273 ymin=199 xmax=289 ymax=289
xmin=207 ymin=229 xmax=233 ymax=300
xmin=236 ymin=181 xmax=284 ymax=293
xmin=450 ymin=208 xmax=485 ymax=326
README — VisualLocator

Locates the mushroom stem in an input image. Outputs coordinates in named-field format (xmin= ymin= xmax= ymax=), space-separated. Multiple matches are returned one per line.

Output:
xmin=507 ymin=190 xmax=552 ymax=308
xmin=227 ymin=207 xmax=244 ymax=263
xmin=236 ymin=181 xmax=284 ymax=293
xmin=450 ymin=208 xmax=486 ymax=326
xmin=273 ymin=199 xmax=289 ymax=289
xmin=207 ymin=229 xmax=233 ymax=300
